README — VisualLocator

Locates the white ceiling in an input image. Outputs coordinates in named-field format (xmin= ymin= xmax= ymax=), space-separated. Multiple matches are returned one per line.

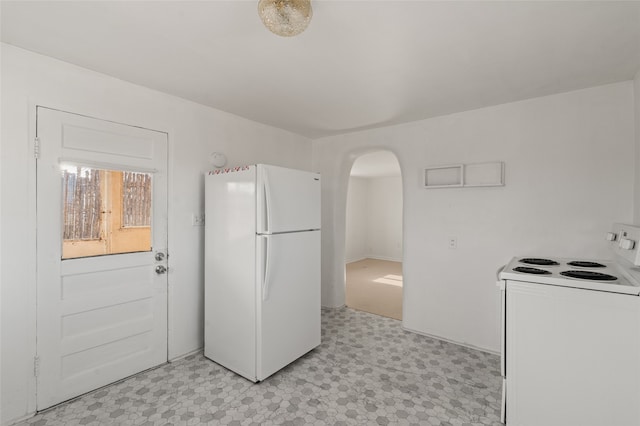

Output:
xmin=350 ymin=151 xmax=401 ymax=178
xmin=2 ymin=1 xmax=639 ymax=139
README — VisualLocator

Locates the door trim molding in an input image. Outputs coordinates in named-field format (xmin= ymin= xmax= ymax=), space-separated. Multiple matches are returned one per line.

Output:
xmin=36 ymin=105 xmax=169 ymax=136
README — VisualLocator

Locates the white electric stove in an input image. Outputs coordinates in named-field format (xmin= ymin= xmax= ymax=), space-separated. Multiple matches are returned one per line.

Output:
xmin=497 ymin=223 xmax=640 ymax=426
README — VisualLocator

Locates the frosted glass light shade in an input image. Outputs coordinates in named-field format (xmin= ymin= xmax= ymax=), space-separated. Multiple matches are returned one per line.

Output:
xmin=258 ymin=0 xmax=312 ymax=37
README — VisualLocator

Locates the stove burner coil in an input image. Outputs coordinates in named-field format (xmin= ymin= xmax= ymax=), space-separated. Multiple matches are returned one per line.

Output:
xmin=566 ymin=261 xmax=606 ymax=268
xmin=560 ymin=270 xmax=617 ymax=281
xmin=513 ymin=266 xmax=552 ymax=275
xmin=519 ymin=258 xmax=559 ymax=266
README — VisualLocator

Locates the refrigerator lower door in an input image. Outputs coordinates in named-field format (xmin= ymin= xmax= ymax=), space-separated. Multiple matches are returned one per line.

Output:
xmin=256 ymin=230 xmax=321 ymax=381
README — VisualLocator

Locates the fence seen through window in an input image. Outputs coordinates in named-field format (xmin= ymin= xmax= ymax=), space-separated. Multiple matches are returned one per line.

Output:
xmin=61 ymin=165 xmax=152 ymax=259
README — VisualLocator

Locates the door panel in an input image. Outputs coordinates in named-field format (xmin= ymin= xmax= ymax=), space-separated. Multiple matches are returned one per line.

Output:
xmin=257 ymin=165 xmax=321 ymax=234
xmin=257 ymin=231 xmax=320 ymax=380
xmin=36 ymin=108 xmax=168 ymax=409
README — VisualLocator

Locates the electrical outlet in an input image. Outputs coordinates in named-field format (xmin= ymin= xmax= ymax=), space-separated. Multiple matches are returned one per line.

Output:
xmin=448 ymin=237 xmax=457 ymax=249
xmin=192 ymin=213 xmax=205 ymax=226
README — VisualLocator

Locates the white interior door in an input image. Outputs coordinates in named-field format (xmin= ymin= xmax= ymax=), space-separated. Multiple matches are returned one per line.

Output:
xmin=36 ymin=107 xmax=168 ymax=409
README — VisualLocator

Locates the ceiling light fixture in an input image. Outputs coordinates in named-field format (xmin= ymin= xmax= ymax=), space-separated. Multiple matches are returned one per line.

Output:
xmin=258 ymin=0 xmax=313 ymax=37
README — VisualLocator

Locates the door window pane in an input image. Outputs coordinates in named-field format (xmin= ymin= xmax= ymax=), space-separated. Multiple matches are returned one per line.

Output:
xmin=62 ymin=167 xmax=102 ymax=240
xmin=61 ymin=165 xmax=152 ymax=259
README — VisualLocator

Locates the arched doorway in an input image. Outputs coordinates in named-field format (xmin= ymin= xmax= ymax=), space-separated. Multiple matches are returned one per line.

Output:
xmin=344 ymin=150 xmax=403 ymax=320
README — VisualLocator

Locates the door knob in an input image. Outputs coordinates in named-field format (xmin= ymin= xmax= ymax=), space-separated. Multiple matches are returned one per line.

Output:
xmin=155 ymin=252 xmax=166 ymax=261
xmin=155 ymin=265 xmax=167 ymax=274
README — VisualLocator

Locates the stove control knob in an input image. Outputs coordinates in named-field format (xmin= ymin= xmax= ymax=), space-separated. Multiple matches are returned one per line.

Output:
xmin=606 ymin=232 xmax=618 ymax=242
xmin=620 ymin=238 xmax=636 ymax=250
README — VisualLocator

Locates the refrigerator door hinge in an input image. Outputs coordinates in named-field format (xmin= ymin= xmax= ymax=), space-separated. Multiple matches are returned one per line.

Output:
xmin=34 ymin=137 xmax=40 ymax=159
xmin=33 ymin=355 xmax=40 ymax=377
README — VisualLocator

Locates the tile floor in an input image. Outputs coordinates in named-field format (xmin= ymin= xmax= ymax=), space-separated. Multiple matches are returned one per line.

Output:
xmin=16 ymin=308 xmax=502 ymax=426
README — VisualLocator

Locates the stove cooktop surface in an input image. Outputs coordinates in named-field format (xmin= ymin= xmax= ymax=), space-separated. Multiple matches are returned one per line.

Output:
xmin=500 ymin=256 xmax=640 ymax=295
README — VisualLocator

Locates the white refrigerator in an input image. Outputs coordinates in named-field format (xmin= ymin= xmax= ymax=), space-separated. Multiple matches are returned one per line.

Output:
xmin=204 ymin=164 xmax=321 ymax=382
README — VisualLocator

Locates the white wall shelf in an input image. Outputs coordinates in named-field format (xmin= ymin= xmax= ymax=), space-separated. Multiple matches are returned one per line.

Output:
xmin=424 ymin=165 xmax=463 ymax=188
xmin=424 ymin=161 xmax=504 ymax=188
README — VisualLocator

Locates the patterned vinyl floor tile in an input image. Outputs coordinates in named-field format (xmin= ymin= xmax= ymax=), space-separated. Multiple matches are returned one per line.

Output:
xmin=15 ymin=307 xmax=502 ymax=426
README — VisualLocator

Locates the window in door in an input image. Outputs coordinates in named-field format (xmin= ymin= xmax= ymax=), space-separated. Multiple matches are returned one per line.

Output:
xmin=61 ymin=165 xmax=152 ymax=259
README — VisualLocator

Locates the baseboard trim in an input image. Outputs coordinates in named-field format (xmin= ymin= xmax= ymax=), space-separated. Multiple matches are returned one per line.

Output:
xmin=345 ymin=256 xmax=402 ymax=264
xmin=4 ymin=413 xmax=35 ymax=426
xmin=169 ymin=347 xmax=203 ymax=362
xmin=401 ymin=325 xmax=499 ymax=356
xmin=321 ymin=303 xmax=346 ymax=309
xmin=366 ymin=255 xmax=402 ymax=262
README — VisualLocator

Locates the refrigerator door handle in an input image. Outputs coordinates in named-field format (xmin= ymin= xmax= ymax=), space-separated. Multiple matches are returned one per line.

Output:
xmin=262 ymin=236 xmax=272 ymax=301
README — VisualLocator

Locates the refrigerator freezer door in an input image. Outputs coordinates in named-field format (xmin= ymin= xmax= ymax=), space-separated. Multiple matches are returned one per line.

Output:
xmin=256 ymin=230 xmax=321 ymax=381
xmin=257 ymin=165 xmax=321 ymax=234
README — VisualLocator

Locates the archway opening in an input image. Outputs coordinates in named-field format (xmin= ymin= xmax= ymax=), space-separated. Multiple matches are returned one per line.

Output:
xmin=344 ymin=150 xmax=403 ymax=320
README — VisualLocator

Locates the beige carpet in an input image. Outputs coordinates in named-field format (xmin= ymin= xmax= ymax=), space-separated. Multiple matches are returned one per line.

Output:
xmin=346 ymin=258 xmax=403 ymax=320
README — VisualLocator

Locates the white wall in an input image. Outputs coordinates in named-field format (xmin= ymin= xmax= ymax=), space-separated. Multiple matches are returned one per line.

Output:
xmin=0 ymin=44 xmax=312 ymax=425
xmin=634 ymin=70 xmax=640 ymax=224
xmin=367 ymin=176 xmax=403 ymax=261
xmin=314 ymin=82 xmax=635 ymax=353
xmin=345 ymin=176 xmax=403 ymax=263
xmin=345 ymin=177 xmax=369 ymax=262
